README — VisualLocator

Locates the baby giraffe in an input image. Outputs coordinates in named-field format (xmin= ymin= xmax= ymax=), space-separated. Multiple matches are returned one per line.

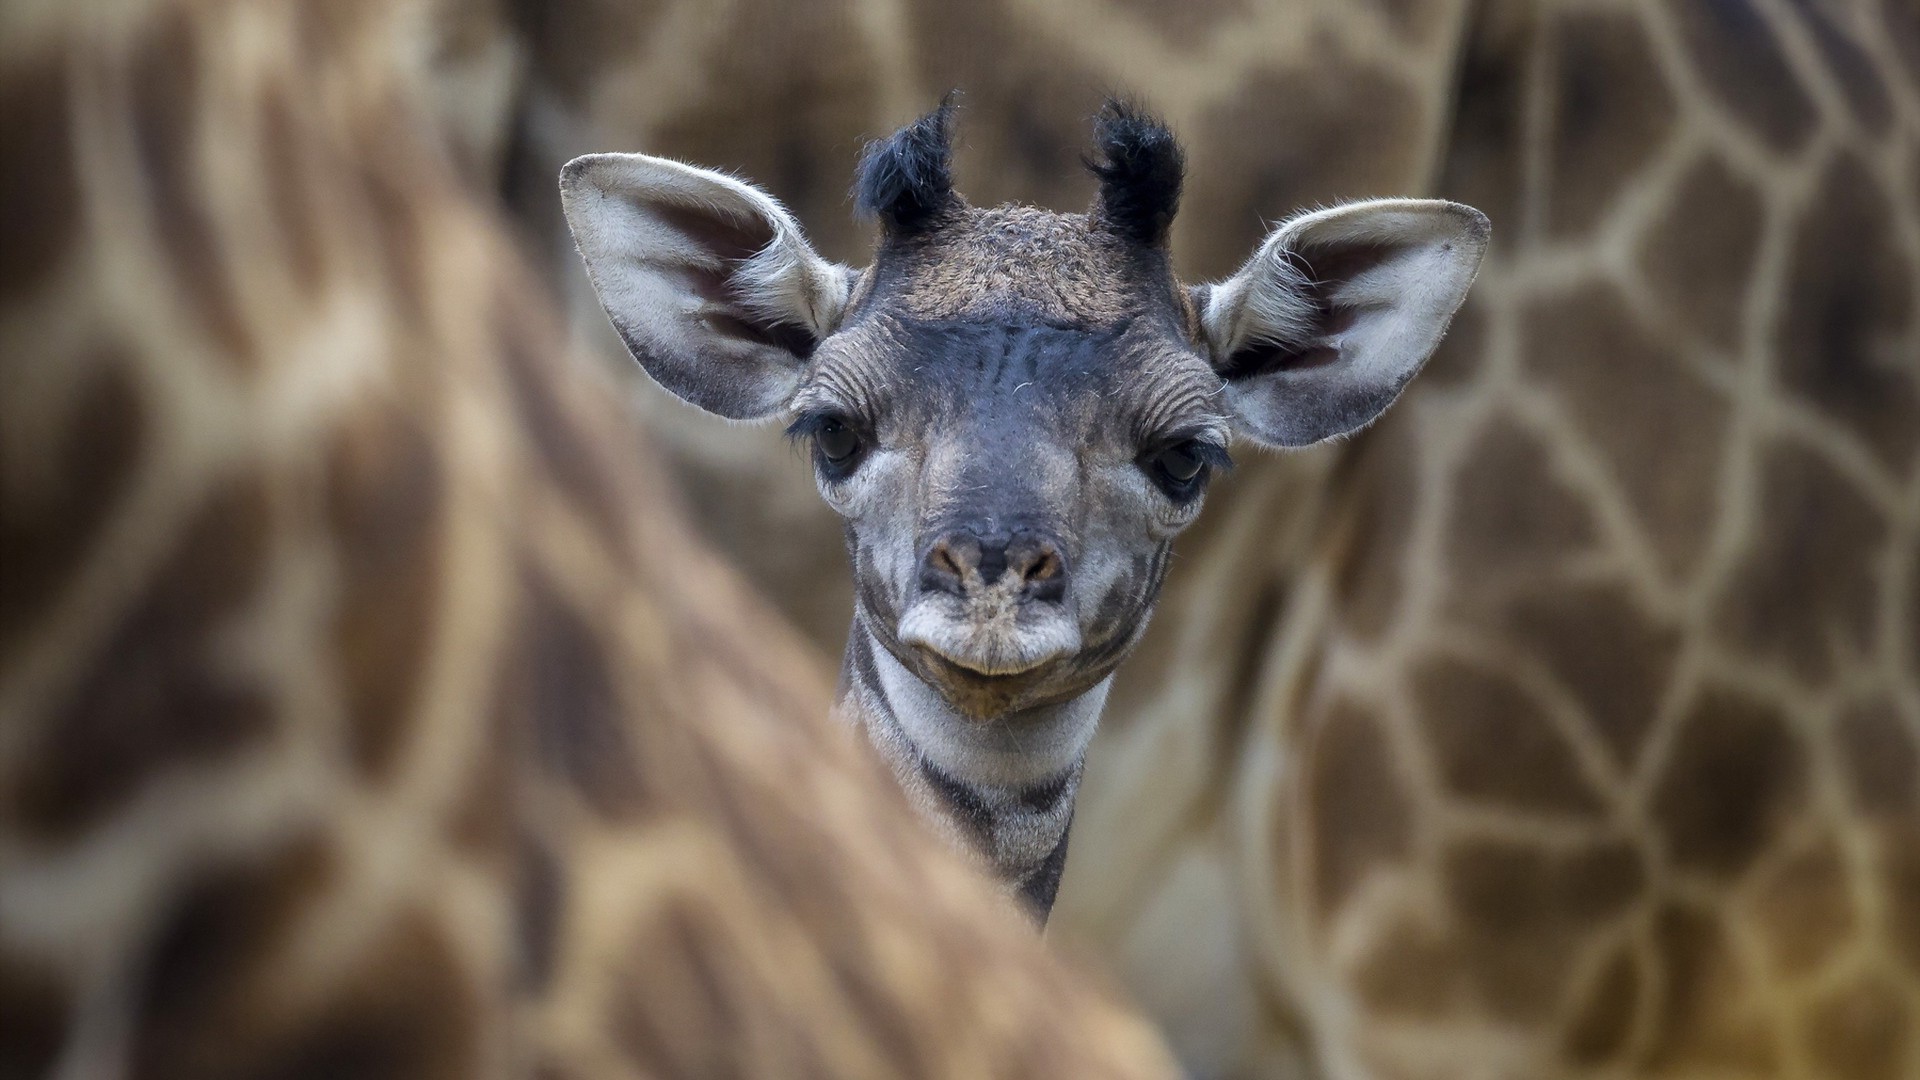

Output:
xmin=561 ymin=101 xmax=1486 ymax=919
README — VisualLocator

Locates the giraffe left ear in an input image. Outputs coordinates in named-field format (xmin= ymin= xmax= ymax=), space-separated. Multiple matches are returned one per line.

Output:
xmin=1195 ymin=199 xmax=1489 ymax=447
xmin=560 ymin=153 xmax=855 ymax=421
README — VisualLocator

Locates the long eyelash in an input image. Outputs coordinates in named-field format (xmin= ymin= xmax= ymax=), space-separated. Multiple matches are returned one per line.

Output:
xmin=1172 ymin=438 xmax=1234 ymax=471
xmin=784 ymin=412 xmax=840 ymax=444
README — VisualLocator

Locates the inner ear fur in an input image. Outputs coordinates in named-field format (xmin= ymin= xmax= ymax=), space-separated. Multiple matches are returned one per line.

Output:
xmin=560 ymin=153 xmax=854 ymax=421
xmin=1196 ymin=198 xmax=1490 ymax=447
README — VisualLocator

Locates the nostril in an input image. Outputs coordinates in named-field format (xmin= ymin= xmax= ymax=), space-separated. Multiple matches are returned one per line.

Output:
xmin=919 ymin=536 xmax=974 ymax=597
xmin=1008 ymin=537 xmax=1067 ymax=602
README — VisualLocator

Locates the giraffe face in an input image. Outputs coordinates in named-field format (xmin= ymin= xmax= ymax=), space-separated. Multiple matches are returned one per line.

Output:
xmin=561 ymin=101 xmax=1489 ymax=717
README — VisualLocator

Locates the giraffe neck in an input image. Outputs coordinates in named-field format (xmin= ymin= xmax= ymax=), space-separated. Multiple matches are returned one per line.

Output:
xmin=836 ymin=613 xmax=1110 ymax=920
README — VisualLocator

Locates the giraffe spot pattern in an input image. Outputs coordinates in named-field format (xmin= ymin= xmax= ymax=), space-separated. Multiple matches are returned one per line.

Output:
xmin=1525 ymin=286 xmax=1730 ymax=580
xmin=128 ymin=9 xmax=256 ymax=369
xmin=1639 ymin=155 xmax=1764 ymax=352
xmin=1561 ymin=940 xmax=1640 ymax=1066
xmin=1786 ymin=0 xmax=1894 ymax=134
xmin=1445 ymin=417 xmax=1599 ymax=582
xmin=1436 ymin=2 xmax=1529 ymax=243
xmin=1744 ymin=834 xmax=1856 ymax=978
xmin=497 ymin=296 xmax=637 ymax=568
xmin=0 ymin=948 xmax=70 ymax=1080
xmin=9 ymin=476 xmax=274 ymax=840
xmin=1441 ymin=839 xmax=1643 ymax=1023
xmin=0 ymin=52 xmax=77 ymax=303
xmin=1651 ymin=683 xmax=1806 ymax=882
xmin=258 ymin=82 xmax=327 ymax=294
xmin=503 ymin=568 xmax=650 ymax=822
xmin=508 ymin=0 xmax=671 ymax=111
xmin=1351 ymin=916 xmax=1468 ymax=1021
xmin=326 ymin=401 xmax=445 ymax=780
xmin=1644 ymin=902 xmax=1780 ymax=1074
xmin=647 ymin=0 xmax=879 ymax=265
xmin=1107 ymin=0 xmax=1250 ymax=48
xmin=1712 ymin=440 xmax=1885 ymax=684
xmin=1544 ymin=11 xmax=1677 ymax=239
xmin=1779 ymin=154 xmax=1919 ymax=477
xmin=1413 ymin=655 xmax=1606 ymax=819
xmin=1805 ymin=973 xmax=1914 ymax=1080
xmin=1882 ymin=0 xmax=1920 ymax=94
xmin=1836 ymin=699 xmax=1919 ymax=816
xmin=1303 ymin=698 xmax=1412 ymax=923
xmin=1885 ymin=822 xmax=1920 ymax=977
xmin=1332 ymin=413 xmax=1419 ymax=641
xmin=0 ymin=352 xmax=147 ymax=657
xmin=1486 ymin=582 xmax=1682 ymax=777
xmin=1185 ymin=60 xmax=1424 ymax=279
xmin=131 ymin=838 xmax=480 ymax=1080
xmin=902 ymin=0 xmax=1123 ymax=256
xmin=1670 ymin=0 xmax=1817 ymax=154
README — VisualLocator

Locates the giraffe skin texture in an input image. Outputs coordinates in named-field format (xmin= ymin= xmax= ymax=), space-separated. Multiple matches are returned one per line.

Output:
xmin=0 ymin=3 xmax=1181 ymax=1077
xmin=499 ymin=0 xmax=1920 ymax=1077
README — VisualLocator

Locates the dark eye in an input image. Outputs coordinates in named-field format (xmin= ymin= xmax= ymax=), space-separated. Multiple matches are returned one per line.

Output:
xmin=816 ymin=419 xmax=860 ymax=462
xmin=1155 ymin=443 xmax=1204 ymax=483
xmin=1141 ymin=438 xmax=1228 ymax=501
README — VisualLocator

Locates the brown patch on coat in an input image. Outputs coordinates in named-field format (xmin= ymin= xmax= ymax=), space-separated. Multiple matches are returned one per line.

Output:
xmin=1651 ymin=683 xmax=1805 ymax=882
xmin=1524 ymin=286 xmax=1727 ymax=580
xmin=1712 ymin=440 xmax=1885 ymax=685
xmin=1303 ymin=698 xmax=1413 ymax=922
xmin=1836 ymin=699 xmax=1919 ymax=816
xmin=0 ymin=52 xmax=78 ymax=302
xmin=1331 ymin=413 xmax=1420 ymax=641
xmin=1670 ymin=0 xmax=1816 ymax=154
xmin=1108 ymin=0 xmax=1249 ymax=48
xmin=1351 ymin=917 xmax=1469 ymax=1020
xmin=9 ymin=476 xmax=275 ymax=840
xmin=258 ymin=82 xmax=327 ymax=293
xmin=644 ymin=0 xmax=878 ymax=265
xmin=1743 ymin=834 xmax=1855 ymax=978
xmin=1789 ymin=0 xmax=1893 ymax=134
xmin=1562 ymin=940 xmax=1641 ymax=1066
xmin=128 ymin=9 xmax=256 ymax=369
xmin=1436 ymin=0 xmax=1533 ymax=243
xmin=1778 ymin=155 xmax=1918 ymax=476
xmin=1544 ymin=12 xmax=1677 ymax=239
xmin=0 ymin=352 xmax=147 ymax=656
xmin=0 ymin=949 xmax=70 ymax=1080
xmin=1639 ymin=156 xmax=1764 ymax=352
xmin=1184 ymin=59 xmax=1425 ymax=279
xmin=1885 ymin=822 xmax=1920 ymax=977
xmin=326 ymin=401 xmax=445 ymax=779
xmin=1442 ymin=838 xmax=1644 ymax=1023
xmin=498 ymin=568 xmax=649 ymax=821
xmin=132 ymin=838 xmax=480 ymax=1080
xmin=1805 ymin=974 xmax=1914 ymax=1080
xmin=1642 ymin=903 xmax=1780 ymax=1073
xmin=1445 ymin=417 xmax=1599 ymax=582
xmin=1413 ymin=654 xmax=1605 ymax=819
xmin=1489 ymin=583 xmax=1682 ymax=776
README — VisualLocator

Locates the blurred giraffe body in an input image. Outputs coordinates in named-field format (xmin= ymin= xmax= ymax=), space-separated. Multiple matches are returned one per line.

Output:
xmin=0 ymin=2 xmax=1185 ymax=1076
xmin=511 ymin=0 xmax=1920 ymax=1076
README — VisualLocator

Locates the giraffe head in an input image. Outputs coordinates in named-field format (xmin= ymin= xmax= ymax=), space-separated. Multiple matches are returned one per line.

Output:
xmin=561 ymin=100 xmax=1487 ymax=719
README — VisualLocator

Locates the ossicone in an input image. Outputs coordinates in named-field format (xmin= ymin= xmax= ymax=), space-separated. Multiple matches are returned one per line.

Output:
xmin=855 ymin=93 xmax=962 ymax=234
xmin=1085 ymin=99 xmax=1185 ymax=246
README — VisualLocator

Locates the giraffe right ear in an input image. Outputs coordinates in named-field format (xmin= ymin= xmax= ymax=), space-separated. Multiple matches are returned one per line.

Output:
xmin=560 ymin=153 xmax=855 ymax=421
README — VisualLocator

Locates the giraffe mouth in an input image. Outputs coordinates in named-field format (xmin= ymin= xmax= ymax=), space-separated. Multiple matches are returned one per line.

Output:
xmin=897 ymin=596 xmax=1082 ymax=678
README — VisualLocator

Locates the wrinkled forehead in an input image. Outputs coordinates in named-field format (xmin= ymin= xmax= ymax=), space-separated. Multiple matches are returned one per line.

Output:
xmin=803 ymin=311 xmax=1227 ymax=448
xmin=858 ymin=205 xmax=1169 ymax=323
